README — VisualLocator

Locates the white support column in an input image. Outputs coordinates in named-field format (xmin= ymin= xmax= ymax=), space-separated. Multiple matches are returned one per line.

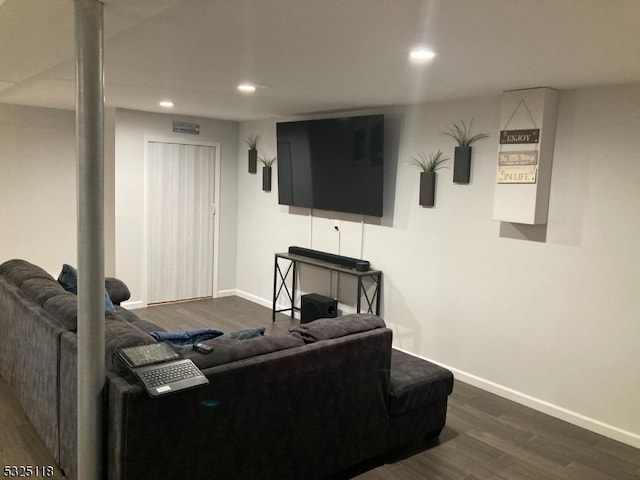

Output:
xmin=74 ymin=1 xmax=105 ymax=479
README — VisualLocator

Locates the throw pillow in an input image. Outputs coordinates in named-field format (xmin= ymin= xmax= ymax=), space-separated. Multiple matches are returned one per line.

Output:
xmin=57 ymin=263 xmax=77 ymax=290
xmin=104 ymin=277 xmax=131 ymax=305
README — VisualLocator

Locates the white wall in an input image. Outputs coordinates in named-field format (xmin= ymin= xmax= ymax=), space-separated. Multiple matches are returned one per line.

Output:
xmin=0 ymin=104 xmax=237 ymax=290
xmin=0 ymin=103 xmax=118 ymax=276
xmin=0 ymin=104 xmax=77 ymax=275
xmin=114 ymin=109 xmax=239 ymax=307
xmin=235 ymin=84 xmax=640 ymax=447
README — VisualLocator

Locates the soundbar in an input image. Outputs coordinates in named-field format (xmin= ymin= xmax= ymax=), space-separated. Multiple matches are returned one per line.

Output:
xmin=288 ymin=246 xmax=370 ymax=272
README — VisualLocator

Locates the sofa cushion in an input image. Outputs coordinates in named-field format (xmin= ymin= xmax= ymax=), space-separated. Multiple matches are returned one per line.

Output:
xmin=0 ymin=259 xmax=55 ymax=287
xmin=289 ymin=313 xmax=386 ymax=343
xmin=21 ymin=277 xmax=66 ymax=306
xmin=43 ymin=292 xmax=79 ymax=331
xmin=388 ymin=349 xmax=454 ymax=417
xmin=105 ymin=313 xmax=157 ymax=373
xmin=182 ymin=333 xmax=305 ymax=370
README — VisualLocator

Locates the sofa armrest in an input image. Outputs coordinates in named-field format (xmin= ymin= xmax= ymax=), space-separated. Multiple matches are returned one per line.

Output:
xmin=389 ymin=349 xmax=453 ymax=416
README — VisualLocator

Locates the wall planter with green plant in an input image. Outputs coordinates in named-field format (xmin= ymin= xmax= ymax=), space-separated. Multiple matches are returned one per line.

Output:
xmin=409 ymin=150 xmax=449 ymax=207
xmin=244 ymin=134 xmax=259 ymax=173
xmin=442 ymin=119 xmax=488 ymax=184
xmin=259 ymin=154 xmax=276 ymax=191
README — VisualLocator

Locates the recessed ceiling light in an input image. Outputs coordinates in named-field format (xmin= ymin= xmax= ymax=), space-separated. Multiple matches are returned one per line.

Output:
xmin=409 ymin=48 xmax=436 ymax=62
xmin=237 ymin=83 xmax=256 ymax=93
xmin=159 ymin=100 xmax=174 ymax=108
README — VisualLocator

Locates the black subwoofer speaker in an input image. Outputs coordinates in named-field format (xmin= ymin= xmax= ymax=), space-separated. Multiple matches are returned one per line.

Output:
xmin=300 ymin=293 xmax=338 ymax=324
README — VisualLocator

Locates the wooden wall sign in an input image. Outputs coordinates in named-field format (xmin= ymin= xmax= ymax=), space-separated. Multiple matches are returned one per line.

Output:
xmin=500 ymin=129 xmax=540 ymax=144
xmin=498 ymin=150 xmax=538 ymax=166
xmin=497 ymin=150 xmax=539 ymax=184
xmin=497 ymin=167 xmax=537 ymax=184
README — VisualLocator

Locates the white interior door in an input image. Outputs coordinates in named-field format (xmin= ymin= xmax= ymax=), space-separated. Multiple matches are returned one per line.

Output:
xmin=146 ymin=141 xmax=216 ymax=304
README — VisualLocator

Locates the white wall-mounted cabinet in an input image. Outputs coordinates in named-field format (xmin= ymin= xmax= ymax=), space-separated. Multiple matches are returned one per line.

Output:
xmin=492 ymin=87 xmax=558 ymax=224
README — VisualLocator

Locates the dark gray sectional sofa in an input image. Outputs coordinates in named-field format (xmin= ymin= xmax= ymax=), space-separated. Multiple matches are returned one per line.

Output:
xmin=0 ymin=259 xmax=454 ymax=480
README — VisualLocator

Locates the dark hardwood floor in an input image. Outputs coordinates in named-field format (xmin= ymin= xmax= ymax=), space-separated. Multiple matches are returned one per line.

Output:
xmin=0 ymin=378 xmax=66 ymax=479
xmin=1 ymin=296 xmax=638 ymax=479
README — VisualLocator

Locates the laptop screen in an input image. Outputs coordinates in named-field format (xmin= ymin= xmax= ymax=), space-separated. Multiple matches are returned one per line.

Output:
xmin=119 ymin=342 xmax=181 ymax=368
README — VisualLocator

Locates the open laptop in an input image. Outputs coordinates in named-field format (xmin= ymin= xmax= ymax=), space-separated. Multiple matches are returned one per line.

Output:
xmin=118 ymin=342 xmax=209 ymax=397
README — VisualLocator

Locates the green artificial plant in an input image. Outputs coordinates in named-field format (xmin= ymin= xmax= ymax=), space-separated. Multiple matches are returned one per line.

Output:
xmin=441 ymin=119 xmax=488 ymax=147
xmin=408 ymin=150 xmax=450 ymax=172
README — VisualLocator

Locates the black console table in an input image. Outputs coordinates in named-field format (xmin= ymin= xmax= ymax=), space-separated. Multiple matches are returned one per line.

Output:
xmin=272 ymin=252 xmax=382 ymax=321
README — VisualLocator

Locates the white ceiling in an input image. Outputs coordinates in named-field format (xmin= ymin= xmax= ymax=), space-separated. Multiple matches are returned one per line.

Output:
xmin=2 ymin=0 xmax=640 ymax=121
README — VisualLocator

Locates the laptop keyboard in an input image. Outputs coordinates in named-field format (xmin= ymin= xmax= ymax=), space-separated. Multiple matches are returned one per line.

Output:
xmin=139 ymin=360 xmax=202 ymax=388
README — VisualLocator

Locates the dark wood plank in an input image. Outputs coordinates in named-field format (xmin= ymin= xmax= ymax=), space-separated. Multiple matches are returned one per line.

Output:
xmin=138 ymin=296 xmax=296 ymax=335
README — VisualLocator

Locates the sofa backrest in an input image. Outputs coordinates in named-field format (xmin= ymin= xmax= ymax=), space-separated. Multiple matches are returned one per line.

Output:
xmin=0 ymin=259 xmax=82 ymax=332
xmin=0 ymin=258 xmax=55 ymax=286
xmin=0 ymin=271 xmax=67 ymax=467
xmin=105 ymin=324 xmax=393 ymax=480
xmin=289 ymin=313 xmax=386 ymax=342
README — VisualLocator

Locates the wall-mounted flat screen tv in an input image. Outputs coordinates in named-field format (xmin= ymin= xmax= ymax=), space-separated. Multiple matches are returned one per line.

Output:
xmin=276 ymin=114 xmax=384 ymax=217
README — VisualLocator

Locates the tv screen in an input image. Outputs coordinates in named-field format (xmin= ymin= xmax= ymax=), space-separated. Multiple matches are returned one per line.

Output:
xmin=276 ymin=114 xmax=384 ymax=217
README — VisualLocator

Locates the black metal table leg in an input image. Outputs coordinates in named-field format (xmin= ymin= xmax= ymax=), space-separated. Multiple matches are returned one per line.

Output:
xmin=272 ymin=256 xmax=278 ymax=321
xmin=375 ymin=272 xmax=382 ymax=315
xmin=291 ymin=261 xmax=297 ymax=318
xmin=273 ymin=256 xmax=296 ymax=320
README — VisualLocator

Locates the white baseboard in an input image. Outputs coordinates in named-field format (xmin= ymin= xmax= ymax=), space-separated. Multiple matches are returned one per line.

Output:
xmin=126 ymin=290 xmax=240 ymax=307
xmin=234 ymin=290 xmax=296 ymax=316
xmin=395 ymin=347 xmax=640 ymax=450
xmin=215 ymin=289 xmax=237 ymax=298
xmin=121 ymin=299 xmax=145 ymax=310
